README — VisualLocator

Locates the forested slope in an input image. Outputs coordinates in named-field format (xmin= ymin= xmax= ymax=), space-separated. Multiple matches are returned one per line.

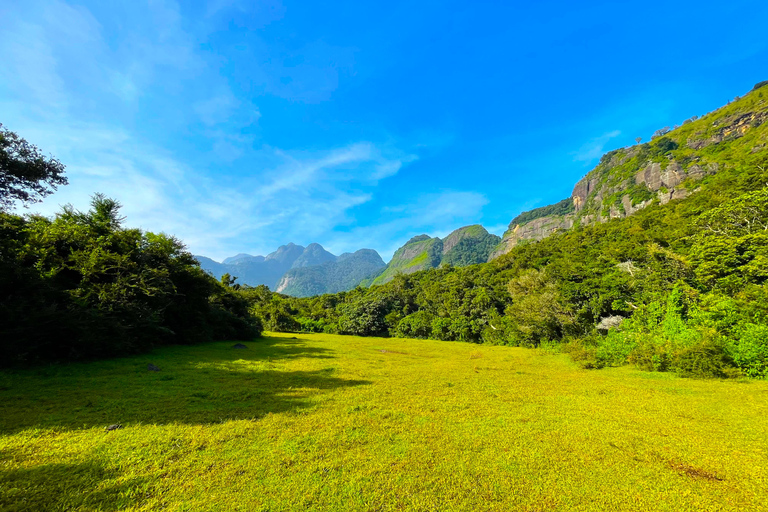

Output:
xmin=245 ymin=83 xmax=768 ymax=379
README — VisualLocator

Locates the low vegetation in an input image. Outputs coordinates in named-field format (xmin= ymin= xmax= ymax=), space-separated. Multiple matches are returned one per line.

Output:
xmin=507 ymin=198 xmax=575 ymax=228
xmin=2 ymin=332 xmax=766 ymax=511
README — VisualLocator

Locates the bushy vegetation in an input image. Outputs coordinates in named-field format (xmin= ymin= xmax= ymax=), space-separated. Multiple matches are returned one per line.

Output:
xmin=0 ymin=125 xmax=263 ymax=365
xmin=0 ymin=195 xmax=261 ymax=365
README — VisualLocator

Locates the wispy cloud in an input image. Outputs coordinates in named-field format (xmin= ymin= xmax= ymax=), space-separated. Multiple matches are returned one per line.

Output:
xmin=0 ymin=0 xmax=416 ymax=262
xmin=572 ymin=129 xmax=621 ymax=162
xmin=25 ymin=126 xmax=412 ymax=260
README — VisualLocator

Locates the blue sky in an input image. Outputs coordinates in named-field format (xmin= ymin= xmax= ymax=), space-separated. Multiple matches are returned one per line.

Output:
xmin=2 ymin=0 xmax=767 ymax=261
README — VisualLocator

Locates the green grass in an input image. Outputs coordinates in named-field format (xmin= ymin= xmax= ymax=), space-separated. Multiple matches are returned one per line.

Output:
xmin=2 ymin=333 xmax=767 ymax=511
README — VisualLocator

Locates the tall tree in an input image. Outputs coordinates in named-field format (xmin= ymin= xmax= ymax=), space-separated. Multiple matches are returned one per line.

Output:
xmin=0 ymin=124 xmax=67 ymax=210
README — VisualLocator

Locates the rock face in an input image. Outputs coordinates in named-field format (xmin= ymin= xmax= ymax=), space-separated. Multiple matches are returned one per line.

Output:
xmin=275 ymin=249 xmax=385 ymax=297
xmin=490 ymin=86 xmax=768 ymax=260
xmin=686 ymin=111 xmax=768 ymax=150
xmin=489 ymin=214 xmax=575 ymax=259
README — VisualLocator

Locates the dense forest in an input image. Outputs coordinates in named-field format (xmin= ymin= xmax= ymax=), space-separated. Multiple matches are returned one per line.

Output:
xmin=2 ymin=84 xmax=767 ymax=380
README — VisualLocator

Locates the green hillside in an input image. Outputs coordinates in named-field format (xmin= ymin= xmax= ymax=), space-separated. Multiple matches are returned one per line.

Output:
xmin=372 ymin=226 xmax=501 ymax=286
xmin=441 ymin=225 xmax=501 ymax=266
xmin=370 ymin=235 xmax=443 ymax=285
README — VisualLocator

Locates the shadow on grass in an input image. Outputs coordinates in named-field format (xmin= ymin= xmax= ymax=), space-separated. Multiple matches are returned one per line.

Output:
xmin=0 ymin=336 xmax=370 ymax=434
xmin=204 ymin=335 xmax=337 ymax=362
xmin=0 ymin=456 xmax=150 ymax=512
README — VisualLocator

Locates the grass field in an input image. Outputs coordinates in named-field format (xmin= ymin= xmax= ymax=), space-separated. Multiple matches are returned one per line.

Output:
xmin=1 ymin=332 xmax=767 ymax=512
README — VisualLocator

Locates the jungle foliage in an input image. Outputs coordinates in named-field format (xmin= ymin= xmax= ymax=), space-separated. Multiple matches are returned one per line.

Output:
xmin=0 ymin=194 xmax=261 ymax=365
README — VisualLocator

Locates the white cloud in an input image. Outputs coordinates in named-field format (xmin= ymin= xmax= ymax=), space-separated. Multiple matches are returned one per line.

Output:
xmin=194 ymin=93 xmax=243 ymax=125
xmin=0 ymin=0 xmax=417 ymax=262
xmin=19 ymin=119 xmax=413 ymax=260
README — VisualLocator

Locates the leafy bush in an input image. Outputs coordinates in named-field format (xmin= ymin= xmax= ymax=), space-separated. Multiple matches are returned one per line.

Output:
xmin=395 ymin=311 xmax=434 ymax=338
xmin=727 ymin=323 xmax=768 ymax=378
xmin=673 ymin=340 xmax=735 ymax=378
xmin=338 ymin=297 xmax=390 ymax=337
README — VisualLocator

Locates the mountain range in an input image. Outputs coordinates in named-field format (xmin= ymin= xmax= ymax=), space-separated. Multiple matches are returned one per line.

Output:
xmin=198 ymin=81 xmax=768 ymax=297
xmin=195 ymin=225 xmax=501 ymax=296
xmin=195 ymin=242 xmax=366 ymax=293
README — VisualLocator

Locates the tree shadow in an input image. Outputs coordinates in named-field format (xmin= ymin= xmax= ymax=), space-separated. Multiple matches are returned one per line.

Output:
xmin=0 ymin=456 xmax=150 ymax=512
xmin=0 ymin=336 xmax=370 ymax=434
xmin=204 ymin=334 xmax=337 ymax=362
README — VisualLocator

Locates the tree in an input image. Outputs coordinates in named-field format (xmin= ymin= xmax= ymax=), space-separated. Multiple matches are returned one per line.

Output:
xmin=505 ymin=268 xmax=574 ymax=345
xmin=0 ymin=124 xmax=67 ymax=210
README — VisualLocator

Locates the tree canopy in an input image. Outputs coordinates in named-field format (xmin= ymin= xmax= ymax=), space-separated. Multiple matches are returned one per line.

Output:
xmin=0 ymin=124 xmax=67 ymax=210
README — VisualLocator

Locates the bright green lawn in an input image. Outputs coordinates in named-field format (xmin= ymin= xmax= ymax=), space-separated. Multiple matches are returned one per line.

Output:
xmin=1 ymin=332 xmax=767 ymax=512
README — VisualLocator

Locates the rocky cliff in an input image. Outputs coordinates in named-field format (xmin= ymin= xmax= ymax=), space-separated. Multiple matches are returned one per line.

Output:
xmin=490 ymin=83 xmax=768 ymax=260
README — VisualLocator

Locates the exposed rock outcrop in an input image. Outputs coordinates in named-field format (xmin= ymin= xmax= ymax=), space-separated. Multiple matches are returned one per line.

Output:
xmin=489 ymin=214 xmax=575 ymax=259
xmin=489 ymin=86 xmax=768 ymax=261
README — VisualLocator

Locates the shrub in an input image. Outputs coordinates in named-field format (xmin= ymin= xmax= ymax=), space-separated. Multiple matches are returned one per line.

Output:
xmin=395 ymin=311 xmax=434 ymax=338
xmin=673 ymin=340 xmax=736 ymax=379
xmin=338 ymin=297 xmax=390 ymax=337
xmin=727 ymin=323 xmax=768 ymax=378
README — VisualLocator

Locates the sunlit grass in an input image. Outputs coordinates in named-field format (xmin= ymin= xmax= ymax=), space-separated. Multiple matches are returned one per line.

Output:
xmin=1 ymin=332 xmax=767 ymax=511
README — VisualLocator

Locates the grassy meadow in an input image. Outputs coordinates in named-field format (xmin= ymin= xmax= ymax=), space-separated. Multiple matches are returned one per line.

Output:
xmin=1 ymin=332 xmax=767 ymax=512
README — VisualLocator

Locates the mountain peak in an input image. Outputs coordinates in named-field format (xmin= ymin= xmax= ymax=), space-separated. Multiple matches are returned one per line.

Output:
xmin=291 ymin=243 xmax=337 ymax=269
xmin=405 ymin=234 xmax=433 ymax=245
xmin=222 ymin=253 xmax=260 ymax=265
xmin=265 ymin=243 xmax=305 ymax=263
